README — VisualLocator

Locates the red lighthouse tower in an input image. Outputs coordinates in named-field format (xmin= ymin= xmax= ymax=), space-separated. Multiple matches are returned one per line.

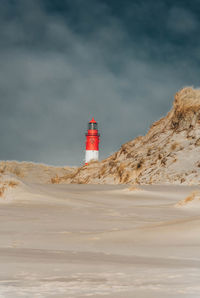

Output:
xmin=85 ymin=118 xmax=100 ymax=164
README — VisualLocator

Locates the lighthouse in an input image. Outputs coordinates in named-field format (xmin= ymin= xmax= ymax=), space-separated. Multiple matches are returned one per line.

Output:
xmin=85 ymin=118 xmax=100 ymax=164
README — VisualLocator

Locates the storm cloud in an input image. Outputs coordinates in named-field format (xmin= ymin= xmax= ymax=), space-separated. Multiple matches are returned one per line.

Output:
xmin=0 ymin=0 xmax=200 ymax=165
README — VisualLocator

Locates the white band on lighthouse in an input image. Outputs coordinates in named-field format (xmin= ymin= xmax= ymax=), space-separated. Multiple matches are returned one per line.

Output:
xmin=85 ymin=150 xmax=99 ymax=163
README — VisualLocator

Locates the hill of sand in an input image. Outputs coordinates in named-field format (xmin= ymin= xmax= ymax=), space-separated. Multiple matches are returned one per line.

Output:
xmin=53 ymin=87 xmax=200 ymax=184
xmin=1 ymin=87 xmax=200 ymax=185
xmin=0 ymin=161 xmax=76 ymax=184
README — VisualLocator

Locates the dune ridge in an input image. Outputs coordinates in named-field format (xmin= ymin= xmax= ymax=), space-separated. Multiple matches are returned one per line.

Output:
xmin=1 ymin=87 xmax=200 ymax=185
xmin=0 ymin=160 xmax=76 ymax=184
xmin=47 ymin=87 xmax=200 ymax=184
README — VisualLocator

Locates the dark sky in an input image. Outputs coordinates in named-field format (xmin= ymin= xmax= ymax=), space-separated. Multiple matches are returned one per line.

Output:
xmin=1 ymin=0 xmax=200 ymax=166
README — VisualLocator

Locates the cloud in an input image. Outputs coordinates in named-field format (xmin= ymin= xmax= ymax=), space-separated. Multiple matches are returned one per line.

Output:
xmin=0 ymin=0 xmax=200 ymax=166
xmin=167 ymin=7 xmax=198 ymax=35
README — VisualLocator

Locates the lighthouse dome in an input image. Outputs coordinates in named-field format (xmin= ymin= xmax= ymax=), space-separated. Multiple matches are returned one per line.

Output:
xmin=88 ymin=118 xmax=98 ymax=130
xmin=89 ymin=117 xmax=96 ymax=123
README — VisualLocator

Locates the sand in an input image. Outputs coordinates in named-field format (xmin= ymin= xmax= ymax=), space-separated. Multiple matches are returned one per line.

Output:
xmin=0 ymin=183 xmax=200 ymax=297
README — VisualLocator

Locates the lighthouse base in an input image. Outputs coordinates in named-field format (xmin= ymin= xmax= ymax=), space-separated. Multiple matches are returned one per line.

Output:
xmin=85 ymin=150 xmax=99 ymax=164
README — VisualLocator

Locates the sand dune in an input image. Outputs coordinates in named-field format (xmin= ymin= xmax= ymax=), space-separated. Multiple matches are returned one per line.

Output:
xmin=0 ymin=160 xmax=76 ymax=184
xmin=48 ymin=87 xmax=200 ymax=185
xmin=3 ymin=88 xmax=200 ymax=186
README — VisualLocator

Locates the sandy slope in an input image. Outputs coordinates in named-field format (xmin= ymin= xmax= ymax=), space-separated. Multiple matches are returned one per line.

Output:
xmin=51 ymin=87 xmax=200 ymax=185
xmin=2 ymin=87 xmax=200 ymax=186
xmin=2 ymin=88 xmax=200 ymax=186
xmin=0 ymin=183 xmax=200 ymax=297
xmin=0 ymin=160 xmax=76 ymax=184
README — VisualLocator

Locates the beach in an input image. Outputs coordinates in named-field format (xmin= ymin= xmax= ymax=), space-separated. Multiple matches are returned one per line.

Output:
xmin=0 ymin=183 xmax=200 ymax=297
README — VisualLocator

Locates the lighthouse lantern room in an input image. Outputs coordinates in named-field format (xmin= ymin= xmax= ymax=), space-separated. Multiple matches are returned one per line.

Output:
xmin=85 ymin=118 xmax=100 ymax=164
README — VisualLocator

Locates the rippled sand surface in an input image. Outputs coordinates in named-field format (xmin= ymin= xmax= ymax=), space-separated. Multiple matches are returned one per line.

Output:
xmin=0 ymin=184 xmax=200 ymax=297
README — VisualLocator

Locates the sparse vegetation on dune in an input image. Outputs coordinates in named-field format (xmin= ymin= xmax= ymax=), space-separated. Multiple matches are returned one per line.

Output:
xmin=0 ymin=178 xmax=19 ymax=199
xmin=128 ymin=185 xmax=140 ymax=191
xmin=2 ymin=87 xmax=200 ymax=185
xmin=0 ymin=161 xmax=76 ymax=184
xmin=50 ymin=175 xmax=60 ymax=184
xmin=7 ymin=180 xmax=19 ymax=188
xmin=58 ymin=87 xmax=200 ymax=185
xmin=176 ymin=191 xmax=200 ymax=207
xmin=0 ymin=186 xmax=6 ymax=197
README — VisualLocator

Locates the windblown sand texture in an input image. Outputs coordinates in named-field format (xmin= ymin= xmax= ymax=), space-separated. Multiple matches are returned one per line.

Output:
xmin=0 ymin=182 xmax=200 ymax=297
